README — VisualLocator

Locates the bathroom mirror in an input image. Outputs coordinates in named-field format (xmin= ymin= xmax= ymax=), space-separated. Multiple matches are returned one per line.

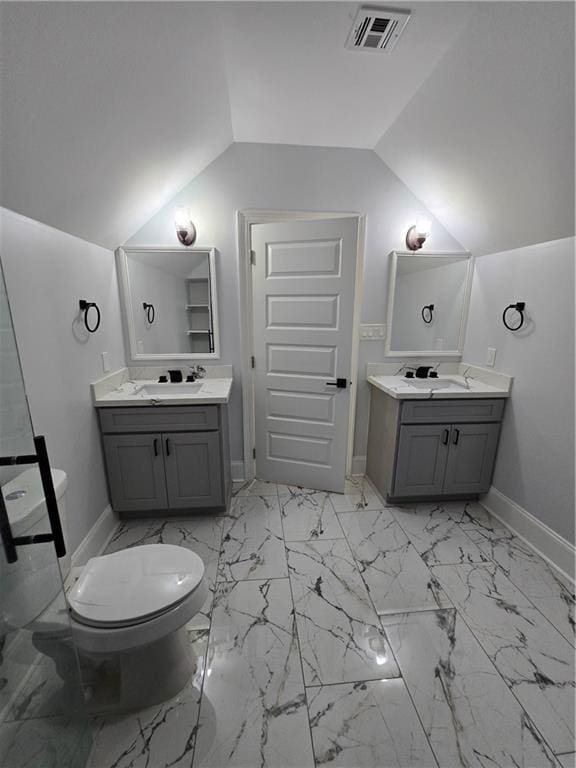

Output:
xmin=116 ymin=246 xmax=220 ymax=361
xmin=385 ymin=250 xmax=473 ymax=358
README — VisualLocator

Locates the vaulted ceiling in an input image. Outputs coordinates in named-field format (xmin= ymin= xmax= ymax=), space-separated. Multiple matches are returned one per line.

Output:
xmin=0 ymin=2 xmax=573 ymax=254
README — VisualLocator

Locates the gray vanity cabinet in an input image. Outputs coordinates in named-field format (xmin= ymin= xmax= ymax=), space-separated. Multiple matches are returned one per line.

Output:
xmin=99 ymin=405 xmax=230 ymax=516
xmin=102 ymin=434 xmax=168 ymax=512
xmin=442 ymin=422 xmax=501 ymax=495
xmin=367 ymin=389 xmax=505 ymax=503
xmin=393 ymin=425 xmax=449 ymax=497
xmin=164 ymin=431 xmax=222 ymax=509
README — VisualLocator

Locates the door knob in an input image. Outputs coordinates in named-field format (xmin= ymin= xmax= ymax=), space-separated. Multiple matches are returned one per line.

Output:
xmin=326 ymin=378 xmax=347 ymax=389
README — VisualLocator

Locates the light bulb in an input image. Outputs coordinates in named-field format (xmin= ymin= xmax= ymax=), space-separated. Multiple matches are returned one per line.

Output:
xmin=174 ymin=207 xmax=197 ymax=246
xmin=415 ymin=217 xmax=431 ymax=237
xmin=175 ymin=207 xmax=192 ymax=228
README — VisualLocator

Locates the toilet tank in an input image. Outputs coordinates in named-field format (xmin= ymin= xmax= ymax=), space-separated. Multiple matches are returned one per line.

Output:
xmin=0 ymin=468 xmax=70 ymax=630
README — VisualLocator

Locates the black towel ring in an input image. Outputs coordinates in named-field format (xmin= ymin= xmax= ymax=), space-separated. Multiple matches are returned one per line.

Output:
xmin=79 ymin=300 xmax=101 ymax=333
xmin=421 ymin=304 xmax=434 ymax=324
xmin=143 ymin=302 xmax=155 ymax=324
xmin=502 ymin=302 xmax=526 ymax=332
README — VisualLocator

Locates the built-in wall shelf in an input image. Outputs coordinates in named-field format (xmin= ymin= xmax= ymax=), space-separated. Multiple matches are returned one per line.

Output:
xmin=186 ymin=276 xmax=213 ymax=353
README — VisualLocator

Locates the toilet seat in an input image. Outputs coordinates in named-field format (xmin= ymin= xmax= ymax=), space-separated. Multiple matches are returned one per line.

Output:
xmin=67 ymin=544 xmax=209 ymax=654
xmin=69 ymin=544 xmax=205 ymax=628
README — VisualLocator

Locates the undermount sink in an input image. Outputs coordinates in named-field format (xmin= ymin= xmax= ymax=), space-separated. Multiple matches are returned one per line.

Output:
xmin=402 ymin=377 xmax=468 ymax=391
xmin=139 ymin=382 xmax=204 ymax=396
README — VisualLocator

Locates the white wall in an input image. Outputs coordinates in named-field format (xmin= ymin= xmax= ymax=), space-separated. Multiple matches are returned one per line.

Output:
xmin=463 ymin=237 xmax=575 ymax=544
xmin=375 ymin=2 xmax=575 ymax=257
xmin=0 ymin=208 xmax=125 ymax=551
xmin=0 ymin=2 xmax=232 ymax=248
xmin=127 ymin=143 xmax=465 ymax=465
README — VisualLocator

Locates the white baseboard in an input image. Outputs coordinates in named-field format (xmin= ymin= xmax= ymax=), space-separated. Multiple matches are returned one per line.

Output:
xmin=351 ymin=455 xmax=367 ymax=476
xmin=71 ymin=505 xmax=118 ymax=568
xmin=482 ymin=486 xmax=575 ymax=583
xmin=231 ymin=460 xmax=245 ymax=482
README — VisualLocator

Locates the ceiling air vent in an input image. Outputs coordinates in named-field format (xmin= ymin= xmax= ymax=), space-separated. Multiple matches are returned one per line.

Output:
xmin=346 ymin=6 xmax=411 ymax=53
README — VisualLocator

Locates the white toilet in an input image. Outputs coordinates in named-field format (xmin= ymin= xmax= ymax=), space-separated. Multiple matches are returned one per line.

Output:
xmin=2 ymin=468 xmax=208 ymax=714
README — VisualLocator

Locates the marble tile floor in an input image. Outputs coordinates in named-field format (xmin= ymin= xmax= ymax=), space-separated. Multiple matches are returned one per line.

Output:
xmin=2 ymin=478 xmax=574 ymax=768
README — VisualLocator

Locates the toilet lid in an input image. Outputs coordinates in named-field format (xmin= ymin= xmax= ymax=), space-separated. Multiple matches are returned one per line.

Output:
xmin=68 ymin=544 xmax=205 ymax=627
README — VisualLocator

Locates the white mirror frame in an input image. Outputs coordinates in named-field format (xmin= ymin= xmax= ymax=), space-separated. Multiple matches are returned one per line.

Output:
xmin=116 ymin=245 xmax=220 ymax=362
xmin=385 ymin=250 xmax=473 ymax=359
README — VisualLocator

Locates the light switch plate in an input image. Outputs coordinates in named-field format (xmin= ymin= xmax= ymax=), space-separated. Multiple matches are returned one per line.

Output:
xmin=101 ymin=351 xmax=110 ymax=373
xmin=486 ymin=347 xmax=497 ymax=367
xmin=361 ymin=324 xmax=386 ymax=341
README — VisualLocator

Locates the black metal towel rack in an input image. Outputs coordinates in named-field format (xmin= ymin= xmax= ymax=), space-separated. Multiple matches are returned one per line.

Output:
xmin=143 ymin=302 xmax=155 ymax=324
xmin=79 ymin=299 xmax=101 ymax=333
xmin=502 ymin=302 xmax=526 ymax=331
xmin=421 ymin=304 xmax=434 ymax=324
xmin=0 ymin=436 xmax=66 ymax=564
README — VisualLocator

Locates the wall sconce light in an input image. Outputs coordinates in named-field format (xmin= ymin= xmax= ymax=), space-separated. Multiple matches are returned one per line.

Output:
xmin=174 ymin=208 xmax=197 ymax=246
xmin=406 ymin=218 xmax=431 ymax=251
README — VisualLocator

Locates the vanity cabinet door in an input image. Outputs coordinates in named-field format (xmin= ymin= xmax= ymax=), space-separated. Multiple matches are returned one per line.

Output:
xmin=443 ymin=423 xmax=501 ymax=495
xmin=103 ymin=434 xmax=168 ymax=512
xmin=393 ymin=425 xmax=449 ymax=497
xmin=163 ymin=432 xmax=223 ymax=509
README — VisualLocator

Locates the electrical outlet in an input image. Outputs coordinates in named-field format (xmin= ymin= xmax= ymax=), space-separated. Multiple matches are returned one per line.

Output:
xmin=361 ymin=324 xmax=386 ymax=341
xmin=101 ymin=351 xmax=110 ymax=373
xmin=435 ymin=338 xmax=444 ymax=350
xmin=137 ymin=340 xmax=144 ymax=353
xmin=486 ymin=347 xmax=497 ymax=367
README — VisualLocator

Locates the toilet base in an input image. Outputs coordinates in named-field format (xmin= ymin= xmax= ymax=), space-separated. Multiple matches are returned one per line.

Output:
xmin=34 ymin=624 xmax=196 ymax=716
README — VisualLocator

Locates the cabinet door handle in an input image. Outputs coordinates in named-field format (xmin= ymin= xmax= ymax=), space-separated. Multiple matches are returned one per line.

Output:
xmin=452 ymin=428 xmax=460 ymax=446
xmin=442 ymin=428 xmax=449 ymax=445
xmin=153 ymin=438 xmax=159 ymax=457
xmin=165 ymin=437 xmax=171 ymax=457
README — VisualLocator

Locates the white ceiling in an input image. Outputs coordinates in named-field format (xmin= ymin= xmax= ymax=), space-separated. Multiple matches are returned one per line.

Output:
xmin=0 ymin=2 xmax=233 ymax=249
xmin=375 ymin=1 xmax=575 ymax=256
xmin=0 ymin=2 xmax=572 ymax=253
xmin=218 ymin=2 xmax=473 ymax=148
xmin=0 ymin=1 xmax=474 ymax=248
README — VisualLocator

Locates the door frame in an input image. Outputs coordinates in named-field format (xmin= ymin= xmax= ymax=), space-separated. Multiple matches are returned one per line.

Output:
xmin=237 ymin=210 xmax=366 ymax=483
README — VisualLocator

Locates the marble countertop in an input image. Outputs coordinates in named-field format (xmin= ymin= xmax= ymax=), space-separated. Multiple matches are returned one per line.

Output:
xmin=368 ymin=374 xmax=510 ymax=400
xmin=92 ymin=370 xmax=233 ymax=407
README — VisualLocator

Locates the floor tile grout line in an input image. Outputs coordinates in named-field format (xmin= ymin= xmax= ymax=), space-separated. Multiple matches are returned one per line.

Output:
xmin=458 ymin=526 xmax=576 ymax=645
xmin=303 ymin=675 xmax=405 ymax=690
xmin=458 ymin=519 xmax=573 ymax=595
xmin=388 ymin=504 xmax=497 ymax=568
xmin=333 ymin=508 xmax=442 ymax=768
xmin=277 ymin=483 xmax=321 ymax=767
xmin=188 ymin=512 xmax=226 ymax=768
xmin=279 ymin=490 xmax=347 ymax=543
xmin=336 ymin=507 xmax=455 ymax=615
xmin=348 ymin=499 xmax=570 ymax=764
xmin=435 ymin=578 xmax=565 ymax=760
xmin=396 ymin=508 xmax=572 ymax=755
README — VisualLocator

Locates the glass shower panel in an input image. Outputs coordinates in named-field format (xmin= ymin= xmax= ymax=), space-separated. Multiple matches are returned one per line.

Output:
xmin=0 ymin=258 xmax=93 ymax=767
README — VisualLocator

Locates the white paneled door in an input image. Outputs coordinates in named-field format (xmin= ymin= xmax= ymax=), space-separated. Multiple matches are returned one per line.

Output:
xmin=251 ymin=217 xmax=360 ymax=492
